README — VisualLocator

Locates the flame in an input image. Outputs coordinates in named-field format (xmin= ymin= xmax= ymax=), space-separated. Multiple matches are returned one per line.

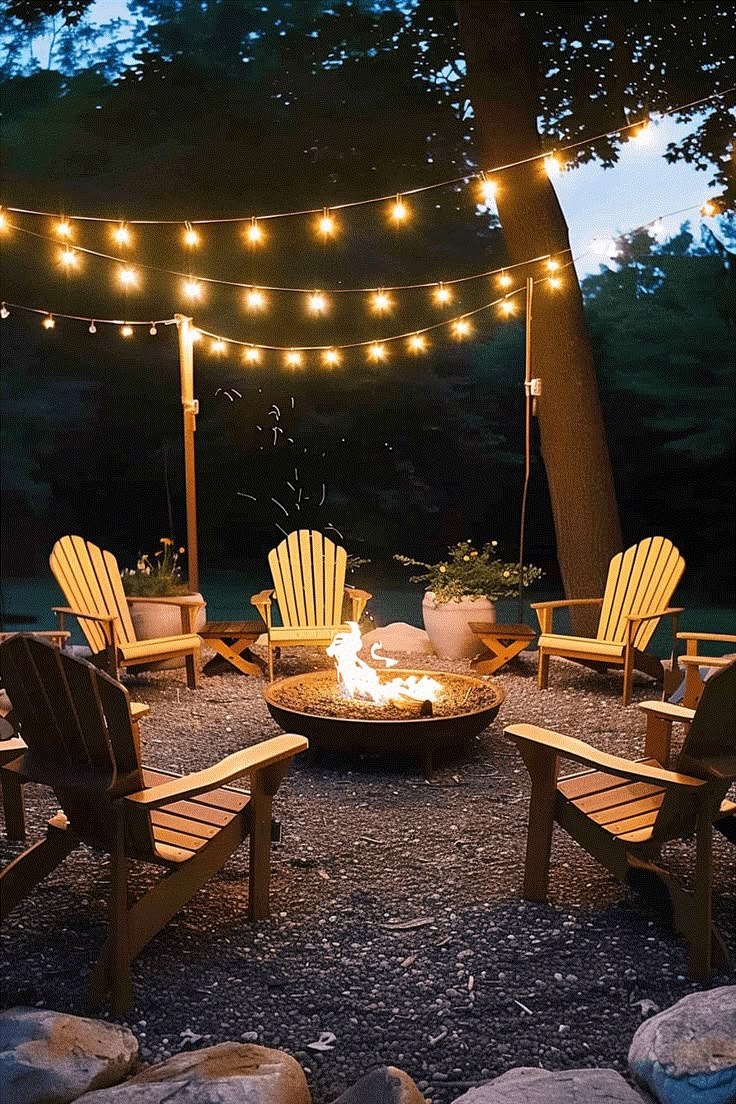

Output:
xmin=326 ymin=622 xmax=442 ymax=706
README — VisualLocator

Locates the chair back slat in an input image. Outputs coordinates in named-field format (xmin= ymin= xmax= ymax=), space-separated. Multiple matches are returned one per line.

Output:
xmin=50 ymin=536 xmax=136 ymax=651
xmin=654 ymin=662 xmax=736 ymax=843
xmin=269 ymin=530 xmax=347 ymax=629
xmin=596 ymin=537 xmax=684 ymax=647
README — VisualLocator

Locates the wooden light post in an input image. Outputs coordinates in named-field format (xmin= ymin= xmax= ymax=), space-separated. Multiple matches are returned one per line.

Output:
xmin=175 ymin=314 xmax=200 ymax=592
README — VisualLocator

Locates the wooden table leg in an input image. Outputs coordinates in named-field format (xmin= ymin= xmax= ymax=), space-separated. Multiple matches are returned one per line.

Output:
xmin=203 ymin=637 xmax=265 ymax=677
xmin=473 ymin=638 xmax=532 ymax=675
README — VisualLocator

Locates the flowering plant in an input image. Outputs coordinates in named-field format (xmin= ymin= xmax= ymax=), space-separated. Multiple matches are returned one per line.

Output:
xmin=394 ymin=540 xmax=542 ymax=605
xmin=121 ymin=538 xmax=190 ymax=597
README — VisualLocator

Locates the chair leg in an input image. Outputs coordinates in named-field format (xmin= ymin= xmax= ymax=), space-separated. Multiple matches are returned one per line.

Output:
xmin=517 ymin=743 xmax=558 ymax=901
xmin=0 ymin=831 xmax=76 ymax=920
xmin=249 ymin=773 xmax=274 ymax=921
xmin=623 ymin=646 xmax=634 ymax=706
xmin=537 ymin=650 xmax=550 ymax=691
xmin=268 ymin=643 xmax=274 ymax=683
xmin=688 ymin=809 xmax=714 ymax=980
xmin=1 ymin=772 xmax=26 ymax=840
xmin=108 ymin=821 xmax=133 ymax=1014
xmin=185 ymin=650 xmax=199 ymax=690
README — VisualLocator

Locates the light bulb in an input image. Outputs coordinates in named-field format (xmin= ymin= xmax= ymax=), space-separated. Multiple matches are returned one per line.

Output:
xmin=285 ymin=349 xmax=304 ymax=368
xmin=633 ymin=120 xmax=652 ymax=144
xmin=118 ymin=266 xmax=138 ymax=288
xmin=368 ymin=342 xmax=387 ymax=362
xmin=244 ymin=288 xmax=267 ymax=311
xmin=544 ymin=154 xmax=561 ymax=177
xmin=407 ymin=334 xmax=427 ymax=354
xmin=499 ymin=299 xmax=516 ymax=317
xmin=701 ymin=200 xmax=716 ymax=217
xmin=244 ymin=347 xmax=262 ymax=365
xmin=88 ymin=321 xmax=97 ymax=333
xmin=183 ymin=278 xmax=203 ymax=301
xmin=59 ymin=248 xmax=78 ymax=268
xmin=548 ymin=276 xmax=562 ymax=290
xmin=370 ymin=291 xmax=393 ymax=314
xmin=433 ymin=283 xmax=452 ymax=305
xmin=1 ymin=303 xmax=9 ymax=319
xmin=183 ymin=224 xmax=200 ymax=247
xmin=149 ymin=323 xmax=157 ymax=335
xmin=211 ymin=339 xmax=227 ymax=354
xmin=0 ymin=211 xmax=7 ymax=232
xmin=322 ymin=348 xmax=341 ymax=367
xmin=121 ymin=324 xmax=134 ymax=337
xmin=452 ymin=318 xmax=472 ymax=339
xmin=317 ymin=209 xmax=337 ymax=238
xmin=113 ymin=223 xmax=132 ymax=245
xmin=479 ymin=175 xmax=497 ymax=204
xmin=546 ymin=258 xmax=560 ymax=272
xmin=307 ymin=291 xmax=329 ymax=315
xmin=42 ymin=315 xmax=56 ymax=330
xmin=55 ymin=219 xmax=73 ymax=239
xmin=245 ymin=218 xmax=264 ymax=245
xmin=498 ymin=271 xmax=512 ymax=288
xmin=389 ymin=195 xmax=409 ymax=224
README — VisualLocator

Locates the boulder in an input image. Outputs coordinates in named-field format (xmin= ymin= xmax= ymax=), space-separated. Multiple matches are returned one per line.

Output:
xmin=361 ymin=623 xmax=434 ymax=656
xmin=451 ymin=1067 xmax=647 ymax=1102
xmin=628 ymin=985 xmax=736 ymax=1104
xmin=0 ymin=1007 xmax=138 ymax=1104
xmin=331 ymin=1066 xmax=426 ymax=1103
xmin=78 ymin=1082 xmax=287 ymax=1103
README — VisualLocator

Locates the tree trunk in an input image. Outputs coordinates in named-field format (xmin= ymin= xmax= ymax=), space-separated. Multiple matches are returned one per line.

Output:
xmin=456 ymin=0 xmax=622 ymax=633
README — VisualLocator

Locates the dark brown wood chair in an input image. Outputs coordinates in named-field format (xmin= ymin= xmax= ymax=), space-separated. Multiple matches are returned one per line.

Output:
xmin=506 ymin=661 xmax=736 ymax=979
xmin=0 ymin=635 xmax=307 ymax=1012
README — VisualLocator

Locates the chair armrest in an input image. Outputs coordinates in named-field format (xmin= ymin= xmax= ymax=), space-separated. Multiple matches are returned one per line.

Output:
xmin=52 ymin=606 xmax=115 ymax=624
xmin=530 ymin=598 xmax=603 ymax=610
xmin=124 ymin=733 xmax=308 ymax=809
xmin=345 ymin=587 xmax=371 ymax=620
xmin=505 ymin=722 xmax=705 ymax=790
xmin=251 ymin=590 xmax=274 ymax=627
xmin=130 ymin=702 xmax=150 ymax=723
xmin=638 ymin=700 xmax=695 ymax=724
xmin=626 ymin=607 xmax=684 ymax=624
xmin=677 ymin=632 xmax=736 ymax=645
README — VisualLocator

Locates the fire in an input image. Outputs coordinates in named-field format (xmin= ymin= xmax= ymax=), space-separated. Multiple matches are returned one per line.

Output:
xmin=326 ymin=622 xmax=442 ymax=706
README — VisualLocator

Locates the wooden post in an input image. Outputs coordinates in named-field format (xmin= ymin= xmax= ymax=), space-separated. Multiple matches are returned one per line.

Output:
xmin=175 ymin=315 xmax=199 ymax=593
xmin=516 ymin=275 xmax=534 ymax=623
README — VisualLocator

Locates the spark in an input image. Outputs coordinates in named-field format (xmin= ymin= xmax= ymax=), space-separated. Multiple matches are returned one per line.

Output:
xmin=271 ymin=498 xmax=289 ymax=516
xmin=231 ymin=389 xmax=242 ymax=398
xmin=215 ymin=388 xmax=222 ymax=395
xmin=319 ymin=484 xmax=326 ymax=506
xmin=273 ymin=428 xmax=278 ymax=445
xmin=275 ymin=524 xmax=289 ymax=537
xmin=325 ymin=524 xmax=344 ymax=539
xmin=269 ymin=404 xmax=281 ymax=419
xmin=256 ymin=424 xmax=262 ymax=431
xmin=290 ymin=397 xmax=295 ymax=408
xmin=237 ymin=493 xmax=257 ymax=500
xmin=286 ymin=482 xmax=295 ymax=491
xmin=225 ymin=393 xmax=234 ymax=401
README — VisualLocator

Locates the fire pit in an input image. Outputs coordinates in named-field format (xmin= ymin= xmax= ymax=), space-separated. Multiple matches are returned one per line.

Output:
xmin=263 ymin=623 xmax=505 ymax=777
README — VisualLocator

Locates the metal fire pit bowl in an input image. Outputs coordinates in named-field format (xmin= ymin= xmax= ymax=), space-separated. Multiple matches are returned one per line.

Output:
xmin=263 ymin=669 xmax=505 ymax=778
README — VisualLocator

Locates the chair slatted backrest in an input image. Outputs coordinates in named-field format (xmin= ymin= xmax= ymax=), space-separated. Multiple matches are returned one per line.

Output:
xmin=596 ymin=537 xmax=685 ymax=650
xmin=0 ymin=635 xmax=153 ymax=855
xmin=50 ymin=535 xmax=137 ymax=653
xmin=653 ymin=661 xmax=736 ymax=844
xmin=268 ymin=530 xmax=347 ymax=629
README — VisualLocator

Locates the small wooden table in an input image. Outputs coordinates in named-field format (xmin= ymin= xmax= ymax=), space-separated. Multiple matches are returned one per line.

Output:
xmin=469 ymin=622 xmax=536 ymax=675
xmin=199 ymin=620 xmax=266 ymax=677
xmin=0 ymin=630 xmax=70 ymax=648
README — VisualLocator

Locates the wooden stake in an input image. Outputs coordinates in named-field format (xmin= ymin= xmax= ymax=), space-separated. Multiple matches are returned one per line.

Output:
xmin=175 ymin=314 xmax=199 ymax=593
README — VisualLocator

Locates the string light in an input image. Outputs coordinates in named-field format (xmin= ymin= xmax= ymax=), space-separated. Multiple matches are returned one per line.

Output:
xmin=149 ymin=323 xmax=157 ymax=335
xmin=244 ymin=288 xmax=267 ymax=311
xmin=479 ymin=174 xmax=497 ymax=205
xmin=322 ymin=348 xmax=341 ymax=367
xmin=548 ymin=276 xmax=562 ymax=290
xmin=118 ymin=266 xmax=139 ymax=288
xmin=389 ymin=195 xmax=410 ymax=224
xmin=1 ymin=303 xmax=9 ymax=319
xmin=88 ymin=320 xmax=97 ymax=333
xmin=546 ymin=258 xmax=560 ymax=272
xmin=633 ymin=120 xmax=652 ymax=144
xmin=452 ymin=318 xmax=472 ymax=339
xmin=183 ymin=278 xmax=204 ymax=301
xmin=211 ymin=339 xmax=227 ymax=354
xmin=700 ymin=200 xmax=717 ymax=217
xmin=183 ymin=223 xmax=200 ymax=247
xmin=120 ymin=323 xmax=134 ymax=337
xmin=285 ymin=349 xmax=304 ymax=368
xmin=499 ymin=299 xmax=516 ymax=316
xmin=317 ymin=208 xmax=337 ymax=238
xmin=55 ymin=219 xmax=73 ymax=239
xmin=0 ymin=211 xmax=7 ymax=232
xmin=59 ymin=248 xmax=79 ymax=268
xmin=544 ymin=154 xmax=562 ymax=177
xmin=244 ymin=346 xmax=262 ymax=365
xmin=245 ymin=218 xmax=264 ymax=245
xmin=370 ymin=290 xmax=393 ymax=314
xmin=112 ymin=223 xmax=132 ymax=246
xmin=433 ymin=283 xmax=452 ymax=305
xmin=368 ymin=342 xmax=387 ymax=361
xmin=307 ymin=291 xmax=329 ymax=315
xmin=42 ymin=314 xmax=56 ymax=329
xmin=498 ymin=271 xmax=512 ymax=288
xmin=407 ymin=333 xmax=427 ymax=354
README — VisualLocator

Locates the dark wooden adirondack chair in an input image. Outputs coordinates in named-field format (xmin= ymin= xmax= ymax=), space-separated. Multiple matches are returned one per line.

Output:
xmin=506 ymin=661 xmax=736 ymax=978
xmin=0 ymin=635 xmax=307 ymax=1012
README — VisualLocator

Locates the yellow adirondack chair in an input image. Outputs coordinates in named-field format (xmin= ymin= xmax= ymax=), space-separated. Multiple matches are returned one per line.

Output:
xmin=0 ymin=634 xmax=307 ymax=1012
xmin=532 ymin=536 xmax=686 ymax=705
xmin=50 ymin=535 xmax=202 ymax=689
xmin=251 ymin=530 xmax=371 ymax=680
xmin=506 ymin=661 xmax=736 ymax=979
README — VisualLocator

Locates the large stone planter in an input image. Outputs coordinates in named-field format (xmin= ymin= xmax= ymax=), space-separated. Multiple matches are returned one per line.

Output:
xmin=421 ymin=591 xmax=495 ymax=660
xmin=128 ymin=593 xmax=206 ymax=669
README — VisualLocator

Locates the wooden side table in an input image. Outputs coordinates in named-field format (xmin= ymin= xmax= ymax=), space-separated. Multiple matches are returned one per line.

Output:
xmin=469 ymin=622 xmax=536 ymax=675
xmin=199 ymin=620 xmax=266 ymax=677
xmin=0 ymin=630 xmax=70 ymax=648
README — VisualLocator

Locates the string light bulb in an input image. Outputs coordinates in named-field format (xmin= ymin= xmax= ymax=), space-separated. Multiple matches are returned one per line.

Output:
xmin=548 ymin=276 xmax=562 ymax=290
xmin=1 ymin=303 xmax=9 ymax=319
xmin=317 ymin=208 xmax=337 ymax=238
xmin=244 ymin=288 xmax=267 ymax=311
xmin=120 ymin=324 xmax=134 ymax=337
xmin=370 ymin=290 xmax=393 ymax=314
xmin=389 ymin=195 xmax=410 ymax=224
xmin=546 ymin=258 xmax=560 ymax=272
xmin=183 ymin=278 xmax=204 ymax=301
xmin=245 ymin=217 xmax=264 ymax=245
xmin=452 ymin=318 xmax=472 ymax=339
xmin=42 ymin=314 xmax=56 ymax=330
xmin=700 ymin=200 xmax=717 ymax=217
xmin=149 ymin=323 xmax=157 ymax=335
xmin=88 ymin=320 xmax=97 ymax=333
xmin=244 ymin=346 xmax=262 ymax=365
xmin=307 ymin=291 xmax=329 ymax=315
xmin=112 ymin=222 xmax=132 ymax=246
xmin=118 ymin=266 xmax=139 ymax=288
xmin=285 ymin=349 xmax=304 ymax=368
xmin=322 ymin=348 xmax=341 ymax=367
xmin=544 ymin=154 xmax=561 ymax=177
xmin=0 ymin=211 xmax=7 ymax=231
xmin=368 ymin=342 xmax=387 ymax=362
xmin=433 ymin=282 xmax=452 ymax=305
xmin=59 ymin=248 xmax=79 ymax=268
xmin=499 ymin=299 xmax=516 ymax=317
xmin=479 ymin=174 xmax=497 ymax=205
xmin=407 ymin=333 xmax=427 ymax=354
xmin=498 ymin=271 xmax=512 ymax=288
xmin=55 ymin=219 xmax=73 ymax=239
xmin=211 ymin=339 xmax=227 ymax=354
xmin=633 ymin=120 xmax=652 ymax=144
xmin=182 ymin=223 xmax=200 ymax=248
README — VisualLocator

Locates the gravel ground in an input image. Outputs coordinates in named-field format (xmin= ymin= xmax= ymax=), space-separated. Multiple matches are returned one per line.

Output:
xmin=1 ymin=646 xmax=734 ymax=1104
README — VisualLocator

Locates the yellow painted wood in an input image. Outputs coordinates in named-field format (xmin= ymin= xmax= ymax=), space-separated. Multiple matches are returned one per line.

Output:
xmin=300 ymin=529 xmax=316 ymax=626
xmin=311 ymin=530 xmax=325 ymax=626
xmin=288 ymin=530 xmax=308 ymax=627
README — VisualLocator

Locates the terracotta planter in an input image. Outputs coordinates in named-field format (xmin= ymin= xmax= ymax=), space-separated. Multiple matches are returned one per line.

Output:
xmin=128 ymin=593 xmax=206 ymax=670
xmin=421 ymin=591 xmax=496 ymax=660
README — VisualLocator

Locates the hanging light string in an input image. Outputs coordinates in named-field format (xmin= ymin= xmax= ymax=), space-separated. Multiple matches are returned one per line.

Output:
xmin=1 ymin=87 xmax=732 ymax=227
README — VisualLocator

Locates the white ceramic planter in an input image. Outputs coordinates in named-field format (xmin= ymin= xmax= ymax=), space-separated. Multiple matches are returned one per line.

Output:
xmin=421 ymin=591 xmax=496 ymax=660
xmin=128 ymin=593 xmax=206 ymax=669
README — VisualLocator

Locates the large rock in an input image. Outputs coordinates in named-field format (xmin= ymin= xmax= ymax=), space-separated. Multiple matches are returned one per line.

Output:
xmin=628 ymin=986 xmax=736 ymax=1104
xmin=76 ymin=1043 xmax=310 ymax=1104
xmin=0 ymin=1007 xmax=138 ymax=1104
xmin=451 ymin=1067 xmax=647 ymax=1102
xmin=361 ymin=623 xmax=434 ymax=656
xmin=331 ymin=1065 xmax=426 ymax=1103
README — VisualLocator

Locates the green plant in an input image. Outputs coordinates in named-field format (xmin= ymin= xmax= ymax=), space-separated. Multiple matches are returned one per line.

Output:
xmin=121 ymin=538 xmax=190 ymax=597
xmin=394 ymin=541 xmax=542 ymax=604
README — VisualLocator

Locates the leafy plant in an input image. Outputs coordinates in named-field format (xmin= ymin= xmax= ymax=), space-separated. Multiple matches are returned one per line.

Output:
xmin=395 ymin=541 xmax=542 ymax=605
xmin=121 ymin=538 xmax=189 ymax=597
